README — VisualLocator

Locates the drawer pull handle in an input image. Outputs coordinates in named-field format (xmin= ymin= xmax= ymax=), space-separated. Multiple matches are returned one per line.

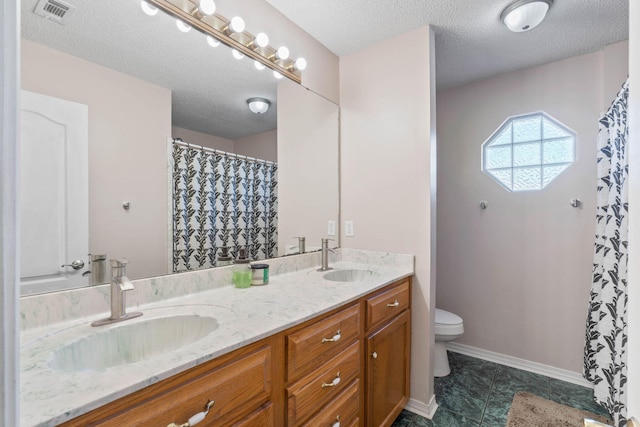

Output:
xmin=321 ymin=330 xmax=342 ymax=343
xmin=331 ymin=415 xmax=341 ymax=427
xmin=167 ymin=400 xmax=214 ymax=427
xmin=322 ymin=372 xmax=341 ymax=388
xmin=372 ymin=351 xmax=378 ymax=359
xmin=387 ymin=300 xmax=400 ymax=307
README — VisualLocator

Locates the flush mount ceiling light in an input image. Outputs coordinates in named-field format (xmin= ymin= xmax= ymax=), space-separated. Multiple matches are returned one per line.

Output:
xmin=247 ymin=97 xmax=271 ymax=114
xmin=501 ymin=0 xmax=552 ymax=32
xmin=141 ymin=0 xmax=306 ymax=83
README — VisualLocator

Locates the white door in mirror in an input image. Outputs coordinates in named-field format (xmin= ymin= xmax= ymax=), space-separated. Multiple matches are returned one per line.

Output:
xmin=19 ymin=91 xmax=88 ymax=295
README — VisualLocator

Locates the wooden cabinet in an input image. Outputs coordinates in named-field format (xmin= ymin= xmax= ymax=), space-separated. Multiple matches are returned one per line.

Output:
xmin=285 ymin=304 xmax=361 ymax=426
xmin=59 ymin=340 xmax=273 ymax=427
xmin=365 ymin=278 xmax=411 ymax=427
xmin=61 ymin=277 xmax=411 ymax=427
xmin=366 ymin=279 xmax=410 ymax=331
xmin=286 ymin=304 xmax=360 ymax=383
xmin=302 ymin=379 xmax=360 ymax=427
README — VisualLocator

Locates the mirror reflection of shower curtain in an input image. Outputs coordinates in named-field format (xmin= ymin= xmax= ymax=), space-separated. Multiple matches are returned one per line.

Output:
xmin=584 ymin=79 xmax=629 ymax=427
xmin=171 ymin=141 xmax=278 ymax=273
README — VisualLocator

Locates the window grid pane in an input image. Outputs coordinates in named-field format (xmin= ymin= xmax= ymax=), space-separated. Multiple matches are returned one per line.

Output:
xmin=482 ymin=113 xmax=575 ymax=192
xmin=485 ymin=145 xmax=512 ymax=169
xmin=512 ymin=116 xmax=541 ymax=143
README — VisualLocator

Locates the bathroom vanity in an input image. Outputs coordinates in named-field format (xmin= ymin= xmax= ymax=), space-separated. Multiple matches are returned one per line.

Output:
xmin=58 ymin=278 xmax=410 ymax=426
xmin=20 ymin=250 xmax=413 ymax=427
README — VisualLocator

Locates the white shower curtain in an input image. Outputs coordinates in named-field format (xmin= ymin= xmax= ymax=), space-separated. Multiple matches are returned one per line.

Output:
xmin=584 ymin=79 xmax=629 ymax=427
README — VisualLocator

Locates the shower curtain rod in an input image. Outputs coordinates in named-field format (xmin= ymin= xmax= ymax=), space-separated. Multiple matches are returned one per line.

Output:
xmin=172 ymin=138 xmax=276 ymax=166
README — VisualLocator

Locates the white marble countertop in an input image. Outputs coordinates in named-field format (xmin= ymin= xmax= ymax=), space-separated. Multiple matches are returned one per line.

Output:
xmin=20 ymin=256 xmax=413 ymax=426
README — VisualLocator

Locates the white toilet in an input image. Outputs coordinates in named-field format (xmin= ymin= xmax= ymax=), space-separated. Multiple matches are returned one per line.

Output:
xmin=434 ymin=308 xmax=464 ymax=377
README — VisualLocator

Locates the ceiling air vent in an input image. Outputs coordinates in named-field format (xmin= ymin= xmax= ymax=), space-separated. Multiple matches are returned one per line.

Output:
xmin=34 ymin=0 xmax=76 ymax=24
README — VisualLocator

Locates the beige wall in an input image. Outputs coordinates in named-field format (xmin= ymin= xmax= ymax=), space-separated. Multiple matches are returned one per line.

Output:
xmin=234 ymin=130 xmax=277 ymax=163
xmin=172 ymin=127 xmax=276 ymax=163
xmin=627 ymin=0 xmax=639 ymax=415
xmin=21 ymin=40 xmax=171 ymax=280
xmin=172 ymin=126 xmax=234 ymax=152
xmin=436 ymin=42 xmax=628 ymax=374
xmin=340 ymin=27 xmax=437 ymax=408
xmin=278 ymin=79 xmax=339 ymax=254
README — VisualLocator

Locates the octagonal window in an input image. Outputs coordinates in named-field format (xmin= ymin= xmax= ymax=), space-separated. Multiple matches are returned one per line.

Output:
xmin=482 ymin=112 xmax=575 ymax=191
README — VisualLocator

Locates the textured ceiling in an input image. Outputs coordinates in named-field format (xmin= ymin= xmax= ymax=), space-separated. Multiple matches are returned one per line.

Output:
xmin=266 ymin=0 xmax=629 ymax=89
xmin=21 ymin=0 xmax=278 ymax=140
xmin=21 ymin=0 xmax=629 ymax=140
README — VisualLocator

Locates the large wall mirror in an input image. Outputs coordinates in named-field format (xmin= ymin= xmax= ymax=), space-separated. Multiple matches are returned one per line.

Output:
xmin=19 ymin=0 xmax=339 ymax=295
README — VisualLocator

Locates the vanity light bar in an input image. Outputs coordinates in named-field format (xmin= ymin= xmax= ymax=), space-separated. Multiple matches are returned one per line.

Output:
xmin=144 ymin=0 xmax=303 ymax=84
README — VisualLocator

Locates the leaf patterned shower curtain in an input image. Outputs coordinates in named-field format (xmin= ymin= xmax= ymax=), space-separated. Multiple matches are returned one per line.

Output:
xmin=584 ymin=79 xmax=629 ymax=427
xmin=172 ymin=141 xmax=278 ymax=273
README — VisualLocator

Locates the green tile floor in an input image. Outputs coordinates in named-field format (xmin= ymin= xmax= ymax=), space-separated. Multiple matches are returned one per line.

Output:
xmin=392 ymin=351 xmax=611 ymax=427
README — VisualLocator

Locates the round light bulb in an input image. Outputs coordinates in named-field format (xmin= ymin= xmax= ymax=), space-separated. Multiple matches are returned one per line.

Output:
xmin=232 ymin=49 xmax=244 ymax=60
xmin=273 ymin=71 xmax=283 ymax=80
xmin=295 ymin=58 xmax=307 ymax=71
xmin=206 ymin=36 xmax=220 ymax=48
xmin=276 ymin=46 xmax=290 ymax=60
xmin=140 ymin=1 xmax=158 ymax=16
xmin=254 ymin=61 xmax=266 ymax=71
xmin=176 ymin=19 xmax=191 ymax=33
xmin=255 ymin=32 xmax=269 ymax=48
xmin=198 ymin=0 xmax=216 ymax=16
xmin=229 ymin=16 xmax=245 ymax=33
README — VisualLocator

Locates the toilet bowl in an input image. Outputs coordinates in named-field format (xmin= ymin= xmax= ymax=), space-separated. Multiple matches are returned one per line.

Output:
xmin=434 ymin=308 xmax=464 ymax=377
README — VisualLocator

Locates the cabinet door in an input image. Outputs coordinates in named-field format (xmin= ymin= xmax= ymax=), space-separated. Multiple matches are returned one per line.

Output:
xmin=366 ymin=310 xmax=411 ymax=427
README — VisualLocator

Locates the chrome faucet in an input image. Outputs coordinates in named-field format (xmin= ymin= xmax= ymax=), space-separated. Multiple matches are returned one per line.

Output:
xmin=294 ymin=236 xmax=306 ymax=254
xmin=318 ymin=238 xmax=336 ymax=271
xmin=91 ymin=259 xmax=143 ymax=326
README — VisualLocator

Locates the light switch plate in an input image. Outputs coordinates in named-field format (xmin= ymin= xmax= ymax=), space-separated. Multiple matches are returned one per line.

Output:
xmin=327 ymin=220 xmax=336 ymax=236
xmin=345 ymin=220 xmax=354 ymax=237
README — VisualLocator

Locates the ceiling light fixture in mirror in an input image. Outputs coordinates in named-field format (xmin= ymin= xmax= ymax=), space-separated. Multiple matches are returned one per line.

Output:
xmin=144 ymin=0 xmax=307 ymax=83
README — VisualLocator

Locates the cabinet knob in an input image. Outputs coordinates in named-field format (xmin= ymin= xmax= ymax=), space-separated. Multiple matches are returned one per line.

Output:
xmin=386 ymin=300 xmax=400 ymax=308
xmin=321 ymin=330 xmax=341 ymax=343
xmin=331 ymin=415 xmax=341 ymax=427
xmin=372 ymin=351 xmax=378 ymax=359
xmin=321 ymin=372 xmax=341 ymax=388
xmin=166 ymin=400 xmax=214 ymax=427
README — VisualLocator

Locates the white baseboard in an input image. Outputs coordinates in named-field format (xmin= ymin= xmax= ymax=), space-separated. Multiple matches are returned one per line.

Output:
xmin=405 ymin=394 xmax=438 ymax=419
xmin=446 ymin=342 xmax=593 ymax=389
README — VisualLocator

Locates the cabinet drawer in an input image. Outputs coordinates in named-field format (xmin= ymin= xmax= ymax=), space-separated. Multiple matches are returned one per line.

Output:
xmin=302 ymin=379 xmax=359 ymax=427
xmin=287 ymin=304 xmax=359 ymax=381
xmin=287 ymin=342 xmax=360 ymax=426
xmin=99 ymin=346 xmax=271 ymax=426
xmin=366 ymin=279 xmax=409 ymax=331
xmin=233 ymin=402 xmax=273 ymax=427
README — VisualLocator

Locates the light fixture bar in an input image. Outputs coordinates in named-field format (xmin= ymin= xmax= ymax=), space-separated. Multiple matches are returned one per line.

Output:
xmin=145 ymin=0 xmax=301 ymax=83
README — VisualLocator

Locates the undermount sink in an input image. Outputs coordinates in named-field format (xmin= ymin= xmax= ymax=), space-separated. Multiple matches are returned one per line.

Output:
xmin=50 ymin=315 xmax=218 ymax=371
xmin=323 ymin=268 xmax=378 ymax=282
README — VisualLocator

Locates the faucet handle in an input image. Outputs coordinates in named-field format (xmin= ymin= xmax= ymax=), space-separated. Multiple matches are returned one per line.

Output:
xmin=110 ymin=258 xmax=128 ymax=267
xmin=117 ymin=277 xmax=135 ymax=291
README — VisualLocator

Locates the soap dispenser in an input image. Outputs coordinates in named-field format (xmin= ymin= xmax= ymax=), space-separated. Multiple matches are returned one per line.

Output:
xmin=232 ymin=248 xmax=252 ymax=288
xmin=217 ymin=246 xmax=232 ymax=267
